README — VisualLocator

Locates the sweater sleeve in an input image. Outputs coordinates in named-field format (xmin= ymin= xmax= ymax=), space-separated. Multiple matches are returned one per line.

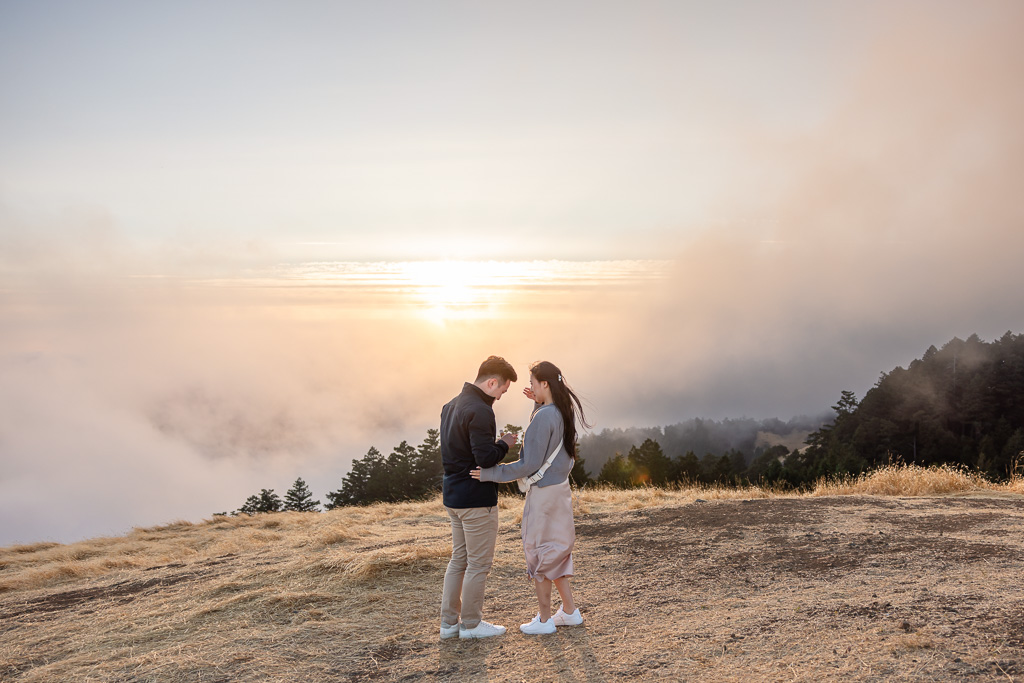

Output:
xmin=478 ymin=407 xmax=558 ymax=483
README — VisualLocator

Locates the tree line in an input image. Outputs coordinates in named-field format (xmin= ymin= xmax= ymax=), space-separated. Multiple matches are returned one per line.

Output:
xmin=774 ymin=332 xmax=1024 ymax=485
xmin=222 ymin=332 xmax=1024 ymax=513
xmin=592 ymin=333 xmax=1024 ymax=488
xmin=220 ymin=424 xmax=592 ymax=515
xmin=579 ymin=414 xmax=828 ymax=485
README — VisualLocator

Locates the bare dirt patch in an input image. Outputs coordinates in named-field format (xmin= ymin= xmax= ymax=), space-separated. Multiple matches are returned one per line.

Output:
xmin=1 ymin=494 xmax=1022 ymax=681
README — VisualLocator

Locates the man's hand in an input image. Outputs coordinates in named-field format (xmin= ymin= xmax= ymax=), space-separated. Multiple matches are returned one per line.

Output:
xmin=499 ymin=432 xmax=517 ymax=447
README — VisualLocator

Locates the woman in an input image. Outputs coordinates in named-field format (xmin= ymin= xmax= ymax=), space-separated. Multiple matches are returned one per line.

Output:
xmin=470 ymin=360 xmax=590 ymax=635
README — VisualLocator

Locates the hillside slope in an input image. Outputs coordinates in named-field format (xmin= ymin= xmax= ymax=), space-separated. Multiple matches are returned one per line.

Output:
xmin=2 ymin=487 xmax=1023 ymax=681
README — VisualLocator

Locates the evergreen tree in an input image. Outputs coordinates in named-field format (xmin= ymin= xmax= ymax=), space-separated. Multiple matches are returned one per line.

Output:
xmin=700 ymin=453 xmax=734 ymax=484
xmin=626 ymin=438 xmax=673 ymax=486
xmin=502 ymin=424 xmax=524 ymax=462
xmin=598 ymin=452 xmax=637 ymax=488
xmin=323 ymin=488 xmax=345 ymax=511
xmin=257 ymin=488 xmax=283 ymax=513
xmin=325 ymin=446 xmax=386 ymax=508
xmin=236 ymin=488 xmax=283 ymax=515
xmin=1002 ymin=428 xmax=1024 ymax=471
xmin=283 ymin=477 xmax=320 ymax=512
xmin=747 ymin=445 xmax=789 ymax=482
xmin=673 ymin=451 xmax=700 ymax=483
xmin=495 ymin=424 xmax=525 ymax=496
xmin=412 ymin=428 xmax=443 ymax=494
xmin=385 ymin=440 xmax=419 ymax=501
xmin=237 ymin=494 xmax=261 ymax=515
xmin=727 ymin=448 xmax=748 ymax=482
xmin=569 ymin=440 xmax=593 ymax=487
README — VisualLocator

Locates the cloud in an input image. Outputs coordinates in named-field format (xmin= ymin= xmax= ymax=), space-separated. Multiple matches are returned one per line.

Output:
xmin=579 ymin=2 xmax=1024 ymax=424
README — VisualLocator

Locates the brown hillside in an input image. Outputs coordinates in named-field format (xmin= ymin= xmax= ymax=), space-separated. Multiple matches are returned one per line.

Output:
xmin=1 ymin=482 xmax=1023 ymax=681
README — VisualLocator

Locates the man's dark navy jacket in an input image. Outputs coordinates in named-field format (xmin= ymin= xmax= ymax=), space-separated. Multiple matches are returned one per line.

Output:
xmin=441 ymin=382 xmax=510 ymax=508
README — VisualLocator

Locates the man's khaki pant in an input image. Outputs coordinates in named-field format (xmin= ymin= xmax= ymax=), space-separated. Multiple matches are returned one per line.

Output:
xmin=440 ymin=506 xmax=499 ymax=630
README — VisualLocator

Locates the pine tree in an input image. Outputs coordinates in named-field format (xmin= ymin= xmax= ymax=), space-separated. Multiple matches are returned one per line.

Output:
xmin=235 ymin=488 xmax=283 ymax=515
xmin=283 ymin=477 xmax=320 ymax=512
xmin=237 ymin=494 xmax=261 ymax=515
xmin=495 ymin=424 xmax=525 ymax=496
xmin=257 ymin=488 xmax=283 ymax=513
xmin=626 ymin=438 xmax=672 ymax=486
xmin=673 ymin=451 xmax=701 ymax=483
xmin=597 ymin=452 xmax=637 ymax=488
xmin=323 ymin=488 xmax=344 ymax=511
xmin=412 ymin=428 xmax=443 ymax=495
xmin=569 ymin=443 xmax=593 ymax=488
xmin=501 ymin=424 xmax=524 ymax=464
xmin=385 ymin=441 xmax=419 ymax=501
xmin=325 ymin=446 xmax=386 ymax=507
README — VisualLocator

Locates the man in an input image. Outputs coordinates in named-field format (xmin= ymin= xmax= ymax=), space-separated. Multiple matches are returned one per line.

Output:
xmin=439 ymin=355 xmax=518 ymax=639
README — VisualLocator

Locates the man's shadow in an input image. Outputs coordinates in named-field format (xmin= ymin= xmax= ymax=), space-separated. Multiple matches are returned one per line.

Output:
xmin=437 ymin=637 xmax=497 ymax=680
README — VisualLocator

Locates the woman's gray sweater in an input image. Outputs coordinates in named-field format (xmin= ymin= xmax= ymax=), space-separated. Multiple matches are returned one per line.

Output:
xmin=478 ymin=403 xmax=573 ymax=487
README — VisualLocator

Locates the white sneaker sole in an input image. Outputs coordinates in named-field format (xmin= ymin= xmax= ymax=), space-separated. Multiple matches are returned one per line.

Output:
xmin=553 ymin=609 xmax=583 ymax=626
xmin=459 ymin=629 xmax=506 ymax=639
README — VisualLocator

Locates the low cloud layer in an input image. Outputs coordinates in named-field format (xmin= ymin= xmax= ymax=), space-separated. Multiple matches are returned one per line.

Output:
xmin=596 ymin=3 xmax=1024 ymax=423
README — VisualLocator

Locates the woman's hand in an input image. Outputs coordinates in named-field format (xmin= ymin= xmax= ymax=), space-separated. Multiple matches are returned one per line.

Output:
xmin=469 ymin=468 xmax=482 ymax=480
xmin=523 ymin=387 xmax=536 ymax=401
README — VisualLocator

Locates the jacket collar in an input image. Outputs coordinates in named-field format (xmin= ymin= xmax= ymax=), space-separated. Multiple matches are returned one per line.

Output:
xmin=463 ymin=381 xmax=496 ymax=406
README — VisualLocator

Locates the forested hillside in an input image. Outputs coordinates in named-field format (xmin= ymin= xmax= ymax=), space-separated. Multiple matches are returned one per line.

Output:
xmin=777 ymin=332 xmax=1024 ymax=484
xmin=226 ymin=332 xmax=1024 ymax=509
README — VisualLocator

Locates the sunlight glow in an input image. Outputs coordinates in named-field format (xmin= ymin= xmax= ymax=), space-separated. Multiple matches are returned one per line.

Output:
xmin=222 ymin=260 xmax=671 ymax=322
xmin=401 ymin=261 xmax=493 ymax=322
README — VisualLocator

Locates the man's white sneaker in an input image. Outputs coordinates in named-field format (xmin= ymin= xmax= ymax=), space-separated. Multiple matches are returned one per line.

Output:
xmin=552 ymin=607 xmax=583 ymax=626
xmin=520 ymin=614 xmax=557 ymax=635
xmin=440 ymin=622 xmax=460 ymax=639
xmin=459 ymin=621 xmax=507 ymax=639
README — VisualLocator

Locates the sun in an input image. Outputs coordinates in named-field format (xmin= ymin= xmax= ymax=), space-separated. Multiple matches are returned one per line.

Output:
xmin=399 ymin=261 xmax=496 ymax=322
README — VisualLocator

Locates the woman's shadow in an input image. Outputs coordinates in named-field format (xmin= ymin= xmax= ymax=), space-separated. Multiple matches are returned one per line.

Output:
xmin=542 ymin=626 xmax=606 ymax=682
xmin=437 ymin=627 xmax=606 ymax=682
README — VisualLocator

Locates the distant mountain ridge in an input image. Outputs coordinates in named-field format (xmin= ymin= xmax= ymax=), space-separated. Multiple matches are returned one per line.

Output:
xmin=579 ymin=331 xmax=1024 ymax=486
xmin=579 ymin=414 xmax=830 ymax=477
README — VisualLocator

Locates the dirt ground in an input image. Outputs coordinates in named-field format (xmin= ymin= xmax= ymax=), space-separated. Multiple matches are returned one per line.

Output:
xmin=3 ymin=494 xmax=1023 ymax=681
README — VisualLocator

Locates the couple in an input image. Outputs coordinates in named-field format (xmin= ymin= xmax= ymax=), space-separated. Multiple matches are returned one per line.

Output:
xmin=439 ymin=355 xmax=589 ymax=639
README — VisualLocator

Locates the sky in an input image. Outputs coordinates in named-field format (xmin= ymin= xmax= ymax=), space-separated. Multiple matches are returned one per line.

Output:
xmin=2 ymin=0 xmax=1023 ymax=545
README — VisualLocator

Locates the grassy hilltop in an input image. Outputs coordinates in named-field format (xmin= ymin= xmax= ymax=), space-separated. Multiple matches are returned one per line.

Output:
xmin=2 ymin=466 xmax=1024 ymax=681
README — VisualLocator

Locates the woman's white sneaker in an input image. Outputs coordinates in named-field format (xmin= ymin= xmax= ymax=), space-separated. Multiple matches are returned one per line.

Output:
xmin=459 ymin=621 xmax=506 ymax=639
xmin=552 ymin=607 xmax=583 ymax=626
xmin=520 ymin=614 xmax=557 ymax=635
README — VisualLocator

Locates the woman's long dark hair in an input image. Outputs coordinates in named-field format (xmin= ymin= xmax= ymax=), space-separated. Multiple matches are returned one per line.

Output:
xmin=530 ymin=361 xmax=591 ymax=459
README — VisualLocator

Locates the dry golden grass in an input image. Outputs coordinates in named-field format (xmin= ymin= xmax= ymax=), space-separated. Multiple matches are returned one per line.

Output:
xmin=1 ymin=464 xmax=1018 ymax=596
xmin=2 ymin=463 xmax=1023 ymax=682
xmin=812 ymin=461 xmax=1023 ymax=497
xmin=573 ymin=481 xmax=792 ymax=513
xmin=1007 ymin=457 xmax=1024 ymax=493
xmin=812 ymin=463 xmax=990 ymax=496
xmin=310 ymin=541 xmax=453 ymax=580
